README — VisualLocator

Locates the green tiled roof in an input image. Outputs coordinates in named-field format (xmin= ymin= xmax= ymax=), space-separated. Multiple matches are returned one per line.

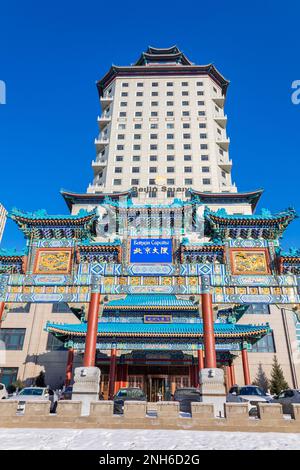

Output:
xmin=106 ymin=295 xmax=196 ymax=309
xmin=46 ymin=321 xmax=270 ymax=339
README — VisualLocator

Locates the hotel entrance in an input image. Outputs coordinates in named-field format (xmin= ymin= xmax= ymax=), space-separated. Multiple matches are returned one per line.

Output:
xmin=147 ymin=375 xmax=170 ymax=402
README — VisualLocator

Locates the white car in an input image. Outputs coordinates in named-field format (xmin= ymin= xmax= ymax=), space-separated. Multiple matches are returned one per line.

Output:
xmin=11 ymin=387 xmax=58 ymax=413
xmin=227 ymin=385 xmax=273 ymax=415
xmin=0 ymin=383 xmax=8 ymax=400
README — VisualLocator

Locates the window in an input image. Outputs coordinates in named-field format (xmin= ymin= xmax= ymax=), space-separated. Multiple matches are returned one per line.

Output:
xmin=182 ymin=101 xmax=189 ymax=106
xmin=135 ymin=111 xmax=142 ymax=117
xmin=150 ymin=144 xmax=157 ymax=150
xmin=219 ymin=149 xmax=224 ymax=155
xmin=115 ymin=167 xmax=122 ymax=173
xmin=200 ymin=133 xmax=207 ymax=139
xmin=118 ymin=123 xmax=126 ymax=130
xmin=246 ymin=304 xmax=270 ymax=315
xmin=183 ymin=123 xmax=190 ymax=129
xmin=197 ymin=91 xmax=204 ymax=96
xmin=166 ymin=82 xmax=173 ymax=87
xmin=213 ymin=87 xmax=217 ymax=93
xmin=167 ymin=189 xmax=175 ymax=197
xmin=0 ymin=368 xmax=18 ymax=388
xmin=167 ymin=155 xmax=175 ymax=161
xmin=167 ymin=134 xmax=174 ymax=139
xmin=184 ymin=155 xmax=192 ymax=161
xmin=136 ymin=101 xmax=143 ymax=107
xmin=134 ymin=124 xmax=142 ymax=129
xmin=251 ymin=333 xmax=275 ymax=353
xmin=166 ymin=101 xmax=174 ymax=106
xmin=183 ymin=133 xmax=191 ymax=139
xmin=120 ymin=102 xmax=127 ymax=107
xmin=150 ymin=134 xmax=158 ymax=139
xmin=152 ymin=82 xmax=158 ymax=87
xmin=116 ymin=145 xmax=124 ymax=150
xmin=182 ymin=91 xmax=189 ymax=96
xmin=136 ymin=92 xmax=143 ymax=97
xmin=150 ymin=155 xmax=157 ymax=161
xmin=181 ymin=81 xmax=188 ymax=86
xmin=183 ymin=144 xmax=191 ymax=150
xmin=121 ymin=92 xmax=128 ymax=97
xmin=201 ymin=155 xmax=209 ymax=161
xmin=0 ymin=328 xmax=25 ymax=350
xmin=167 ymin=167 xmax=175 ymax=173
xmin=151 ymin=111 xmax=158 ymax=117
xmin=200 ymin=144 xmax=208 ymax=150
xmin=122 ymin=82 xmax=129 ymax=87
xmin=132 ymin=155 xmax=140 ymax=162
xmin=149 ymin=178 xmax=156 ymax=185
xmin=8 ymin=303 xmax=31 ymax=313
xmin=222 ymin=171 xmax=226 ymax=178
xmin=167 ymin=144 xmax=174 ymax=150
xmin=151 ymin=101 xmax=158 ymax=106
xmin=134 ymin=134 xmax=141 ymax=140
xmin=149 ymin=167 xmax=157 ymax=173
xmin=198 ymin=111 xmax=206 ymax=116
xmin=198 ymin=101 xmax=205 ymax=106
xmin=131 ymin=179 xmax=139 ymax=185
xmin=113 ymin=179 xmax=122 ymax=185
xmin=132 ymin=167 xmax=140 ymax=173
xmin=149 ymin=191 xmax=157 ymax=198
xmin=117 ymin=134 xmax=125 ymax=140
xmin=203 ymin=178 xmax=211 ymax=185
xmin=119 ymin=112 xmax=126 ymax=117
xmin=199 ymin=123 xmax=206 ymax=128
xmin=182 ymin=111 xmax=190 ymax=116
xmin=167 ymin=178 xmax=175 ymax=184
xmin=137 ymin=82 xmax=143 ymax=87
xmin=115 ymin=156 xmax=124 ymax=162
xmin=133 ymin=144 xmax=141 ymax=150
xmin=150 ymin=123 xmax=158 ymax=129
xmin=202 ymin=167 xmax=210 ymax=173
xmin=46 ymin=334 xmax=65 ymax=351
xmin=166 ymin=111 xmax=174 ymax=117
xmin=166 ymin=91 xmax=174 ymax=96
xmin=196 ymin=81 xmax=203 ymax=86
xmin=184 ymin=166 xmax=192 ymax=173
xmin=151 ymin=91 xmax=158 ymax=96
xmin=185 ymin=178 xmax=193 ymax=185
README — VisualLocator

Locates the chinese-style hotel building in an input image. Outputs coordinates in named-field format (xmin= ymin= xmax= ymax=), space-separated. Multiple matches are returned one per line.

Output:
xmin=0 ymin=47 xmax=300 ymax=400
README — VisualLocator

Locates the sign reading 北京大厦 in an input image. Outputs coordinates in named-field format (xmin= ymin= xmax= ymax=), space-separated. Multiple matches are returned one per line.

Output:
xmin=130 ymin=238 xmax=172 ymax=263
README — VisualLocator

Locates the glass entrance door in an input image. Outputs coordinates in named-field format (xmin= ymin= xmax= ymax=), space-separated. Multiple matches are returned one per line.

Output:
xmin=148 ymin=376 xmax=169 ymax=401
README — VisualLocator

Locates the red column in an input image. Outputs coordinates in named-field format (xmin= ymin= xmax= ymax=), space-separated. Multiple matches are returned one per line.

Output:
xmin=121 ymin=364 xmax=128 ymax=388
xmin=242 ymin=347 xmax=251 ymax=385
xmin=230 ymin=363 xmax=236 ymax=385
xmin=201 ymin=292 xmax=217 ymax=368
xmin=226 ymin=365 xmax=232 ymax=391
xmin=196 ymin=348 xmax=204 ymax=387
xmin=0 ymin=302 xmax=5 ymax=325
xmin=108 ymin=347 xmax=117 ymax=399
xmin=83 ymin=292 xmax=101 ymax=367
xmin=65 ymin=348 xmax=74 ymax=386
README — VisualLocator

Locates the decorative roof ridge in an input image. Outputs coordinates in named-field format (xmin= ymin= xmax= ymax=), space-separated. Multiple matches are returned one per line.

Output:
xmin=280 ymin=247 xmax=300 ymax=258
xmin=9 ymin=207 xmax=97 ymax=221
xmin=0 ymin=247 xmax=28 ymax=257
xmin=204 ymin=206 xmax=297 ymax=221
xmin=78 ymin=238 xmax=122 ymax=247
xmin=181 ymin=238 xmax=224 ymax=247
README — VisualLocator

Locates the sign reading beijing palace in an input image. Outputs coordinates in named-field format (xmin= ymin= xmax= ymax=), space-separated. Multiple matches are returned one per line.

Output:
xmin=130 ymin=238 xmax=172 ymax=263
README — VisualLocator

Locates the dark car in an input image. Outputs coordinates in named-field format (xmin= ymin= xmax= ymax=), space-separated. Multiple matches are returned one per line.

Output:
xmin=113 ymin=387 xmax=146 ymax=414
xmin=272 ymin=389 xmax=300 ymax=414
xmin=173 ymin=387 xmax=201 ymax=413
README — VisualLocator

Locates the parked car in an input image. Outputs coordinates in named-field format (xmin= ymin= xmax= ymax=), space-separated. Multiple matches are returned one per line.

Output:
xmin=0 ymin=383 xmax=8 ymax=400
xmin=272 ymin=389 xmax=300 ymax=414
xmin=113 ymin=387 xmax=147 ymax=414
xmin=227 ymin=385 xmax=273 ymax=415
xmin=173 ymin=387 xmax=201 ymax=413
xmin=9 ymin=387 xmax=58 ymax=413
xmin=60 ymin=386 xmax=73 ymax=400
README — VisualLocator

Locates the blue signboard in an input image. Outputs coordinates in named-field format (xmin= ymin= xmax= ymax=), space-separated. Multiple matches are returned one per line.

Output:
xmin=130 ymin=238 xmax=172 ymax=263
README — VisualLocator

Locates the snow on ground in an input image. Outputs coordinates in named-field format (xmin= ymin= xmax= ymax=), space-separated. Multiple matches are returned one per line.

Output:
xmin=0 ymin=428 xmax=300 ymax=450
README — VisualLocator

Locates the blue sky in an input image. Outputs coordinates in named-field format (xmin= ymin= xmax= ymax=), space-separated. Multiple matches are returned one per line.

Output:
xmin=0 ymin=0 xmax=299 ymax=250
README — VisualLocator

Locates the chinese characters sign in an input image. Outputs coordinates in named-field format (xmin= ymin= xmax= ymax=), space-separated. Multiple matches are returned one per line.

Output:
xmin=130 ymin=238 xmax=172 ymax=263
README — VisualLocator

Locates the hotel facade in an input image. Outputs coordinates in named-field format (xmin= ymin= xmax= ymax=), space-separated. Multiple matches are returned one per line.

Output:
xmin=0 ymin=47 xmax=299 ymax=400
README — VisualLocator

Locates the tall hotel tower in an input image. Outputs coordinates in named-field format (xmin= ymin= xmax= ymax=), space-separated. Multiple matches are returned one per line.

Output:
xmin=88 ymin=46 xmax=235 ymax=202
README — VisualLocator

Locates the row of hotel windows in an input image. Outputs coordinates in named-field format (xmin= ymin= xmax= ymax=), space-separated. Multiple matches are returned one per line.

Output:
xmin=120 ymin=100 xmax=206 ymax=107
xmin=116 ymin=133 xmax=211 ymax=140
xmin=115 ymin=155 xmax=212 ymax=162
xmin=117 ymin=110 xmax=217 ymax=118
xmin=120 ymin=91 xmax=205 ymax=97
xmin=120 ymin=81 xmax=207 ymax=87
xmin=117 ymin=123 xmax=210 ymax=130
xmin=114 ymin=167 xmax=213 ymax=174
xmin=112 ymin=144 xmax=225 ymax=154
